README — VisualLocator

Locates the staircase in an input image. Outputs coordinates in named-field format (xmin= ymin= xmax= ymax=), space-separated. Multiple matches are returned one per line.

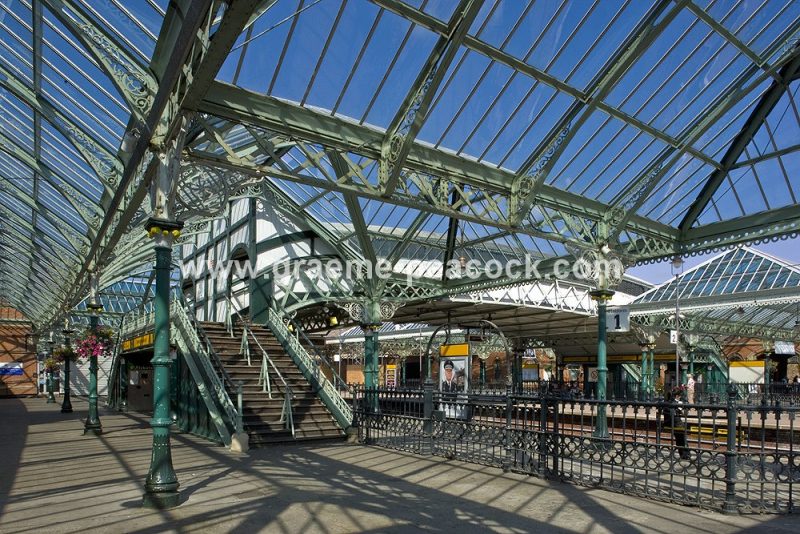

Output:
xmin=199 ymin=321 xmax=345 ymax=445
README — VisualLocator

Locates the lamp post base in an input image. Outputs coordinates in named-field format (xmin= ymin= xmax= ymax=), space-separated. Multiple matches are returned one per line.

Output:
xmin=83 ymin=422 xmax=102 ymax=435
xmin=142 ymin=491 xmax=180 ymax=509
xmin=60 ymin=399 xmax=72 ymax=413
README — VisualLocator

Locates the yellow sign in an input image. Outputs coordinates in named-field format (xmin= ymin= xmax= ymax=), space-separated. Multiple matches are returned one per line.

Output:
xmin=121 ymin=332 xmax=154 ymax=352
xmin=440 ymin=343 xmax=470 ymax=357
xmin=730 ymin=361 xmax=765 ymax=368
xmin=386 ymin=364 xmax=397 ymax=370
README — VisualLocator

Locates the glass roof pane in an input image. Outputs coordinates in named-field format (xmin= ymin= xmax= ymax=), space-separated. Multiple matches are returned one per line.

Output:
xmin=0 ymin=90 xmax=34 ymax=152
xmin=608 ymin=9 xmax=756 ymax=140
xmin=42 ymin=9 xmax=127 ymax=147
xmin=691 ymin=80 xmax=767 ymax=158
xmin=740 ymin=81 xmax=800 ymax=159
xmin=0 ymin=1 xmax=33 ymax=75
xmin=638 ymin=157 xmax=713 ymax=225
xmin=71 ymin=0 xmax=162 ymax=62
xmin=696 ymin=0 xmax=800 ymax=57
xmin=547 ymin=111 xmax=668 ymax=199
xmin=420 ymin=0 xmax=458 ymax=22
xmin=40 ymin=120 xmax=104 ymax=201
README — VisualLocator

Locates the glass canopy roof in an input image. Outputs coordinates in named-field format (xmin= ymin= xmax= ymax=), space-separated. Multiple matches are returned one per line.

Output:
xmin=2 ymin=0 xmax=800 ymax=327
xmin=631 ymin=246 xmax=800 ymax=338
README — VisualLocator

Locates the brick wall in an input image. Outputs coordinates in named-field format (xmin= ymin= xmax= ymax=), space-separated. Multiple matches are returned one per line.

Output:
xmin=0 ymin=306 xmax=37 ymax=397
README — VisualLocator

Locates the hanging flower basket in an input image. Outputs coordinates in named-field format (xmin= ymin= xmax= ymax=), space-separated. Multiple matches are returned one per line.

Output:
xmin=75 ymin=327 xmax=115 ymax=359
xmin=43 ymin=357 xmax=61 ymax=373
xmin=53 ymin=346 xmax=77 ymax=362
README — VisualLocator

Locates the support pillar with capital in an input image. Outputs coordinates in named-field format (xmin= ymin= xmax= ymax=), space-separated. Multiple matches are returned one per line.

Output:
xmin=84 ymin=271 xmax=103 ymax=435
xmin=142 ymin=218 xmax=182 ymax=509
xmin=362 ymin=300 xmax=382 ymax=413
xmin=142 ymin=116 xmax=189 ymax=509
xmin=639 ymin=342 xmax=649 ymax=401
xmin=61 ymin=323 xmax=74 ymax=414
xmin=46 ymin=338 xmax=56 ymax=403
xmin=590 ymin=288 xmax=614 ymax=439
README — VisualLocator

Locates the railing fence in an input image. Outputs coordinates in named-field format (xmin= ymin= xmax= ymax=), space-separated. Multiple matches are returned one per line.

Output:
xmin=354 ymin=384 xmax=799 ymax=515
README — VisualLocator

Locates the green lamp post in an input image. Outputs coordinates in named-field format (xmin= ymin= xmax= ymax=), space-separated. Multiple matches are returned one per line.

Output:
xmin=46 ymin=335 xmax=56 ymax=404
xmin=84 ymin=272 xmax=103 ymax=435
xmin=590 ymin=288 xmax=614 ymax=439
xmin=142 ymin=218 xmax=182 ymax=509
xmin=61 ymin=321 xmax=74 ymax=414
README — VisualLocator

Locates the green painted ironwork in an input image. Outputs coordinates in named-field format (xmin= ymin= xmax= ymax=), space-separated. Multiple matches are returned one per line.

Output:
xmin=591 ymin=289 xmax=613 ymax=439
xmin=142 ymin=241 xmax=179 ymax=509
xmin=265 ymin=307 xmax=352 ymax=430
xmin=60 ymin=326 xmax=74 ymax=414
xmin=83 ymin=312 xmax=103 ymax=435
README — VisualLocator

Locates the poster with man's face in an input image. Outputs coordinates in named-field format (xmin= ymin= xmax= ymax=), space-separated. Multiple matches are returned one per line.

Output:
xmin=440 ymin=356 xmax=468 ymax=393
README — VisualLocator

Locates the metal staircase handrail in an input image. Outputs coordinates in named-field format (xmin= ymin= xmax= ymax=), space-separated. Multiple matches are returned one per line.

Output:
xmin=172 ymin=296 xmax=242 ymax=439
xmin=288 ymin=317 xmax=352 ymax=394
xmin=176 ymin=293 xmax=240 ymax=396
xmin=265 ymin=307 xmax=353 ymax=430
xmin=226 ymin=295 xmax=295 ymax=437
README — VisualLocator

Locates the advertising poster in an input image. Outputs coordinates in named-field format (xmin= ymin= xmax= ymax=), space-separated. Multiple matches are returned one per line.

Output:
xmin=439 ymin=356 xmax=469 ymax=419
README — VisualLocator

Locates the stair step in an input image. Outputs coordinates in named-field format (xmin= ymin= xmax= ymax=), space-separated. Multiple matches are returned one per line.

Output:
xmin=197 ymin=320 xmax=346 ymax=444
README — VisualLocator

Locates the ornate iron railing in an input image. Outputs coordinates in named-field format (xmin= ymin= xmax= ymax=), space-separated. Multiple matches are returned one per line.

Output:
xmin=172 ymin=297 xmax=242 ymax=441
xmin=354 ymin=385 xmax=800 ymax=515
xmin=266 ymin=307 xmax=353 ymax=430
xmin=112 ymin=297 xmax=242 ymax=444
xmin=288 ymin=317 xmax=351 ymax=394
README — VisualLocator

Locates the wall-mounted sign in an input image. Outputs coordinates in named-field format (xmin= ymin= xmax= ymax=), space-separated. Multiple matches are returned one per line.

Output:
xmin=440 ymin=343 xmax=470 ymax=357
xmin=729 ymin=360 xmax=765 ymax=384
xmin=385 ymin=364 xmax=397 ymax=388
xmin=774 ymin=341 xmax=796 ymax=355
xmin=0 ymin=362 xmax=23 ymax=376
xmin=607 ymin=307 xmax=630 ymax=332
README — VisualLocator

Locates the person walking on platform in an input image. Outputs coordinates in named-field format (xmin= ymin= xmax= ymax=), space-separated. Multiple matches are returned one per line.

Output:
xmin=663 ymin=391 xmax=690 ymax=460
xmin=686 ymin=374 xmax=695 ymax=404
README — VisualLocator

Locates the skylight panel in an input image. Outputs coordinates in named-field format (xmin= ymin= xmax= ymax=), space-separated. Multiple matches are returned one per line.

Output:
xmin=73 ymin=0 xmax=160 ymax=62
xmin=477 ymin=82 xmax=572 ymax=170
xmin=361 ymin=22 xmax=438 ymax=128
xmin=302 ymin=0 xmax=382 ymax=113
xmin=698 ymin=0 xmax=800 ymax=58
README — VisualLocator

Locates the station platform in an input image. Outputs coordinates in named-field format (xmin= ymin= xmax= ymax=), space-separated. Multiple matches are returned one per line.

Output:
xmin=0 ymin=397 xmax=796 ymax=533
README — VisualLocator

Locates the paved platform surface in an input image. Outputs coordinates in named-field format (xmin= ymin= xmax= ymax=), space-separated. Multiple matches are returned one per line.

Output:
xmin=0 ymin=397 xmax=796 ymax=534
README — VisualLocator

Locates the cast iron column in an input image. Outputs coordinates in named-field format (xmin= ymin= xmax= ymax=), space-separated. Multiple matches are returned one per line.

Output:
xmin=639 ymin=342 xmax=648 ymax=401
xmin=84 ymin=273 xmax=103 ymax=435
xmin=142 ymin=219 xmax=183 ymax=509
xmin=364 ymin=326 xmax=380 ymax=412
xmin=590 ymin=289 xmax=614 ymax=439
xmin=362 ymin=300 xmax=382 ymax=412
xmin=46 ymin=340 xmax=56 ymax=403
xmin=61 ymin=323 xmax=74 ymax=413
xmin=648 ymin=346 xmax=656 ymax=398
